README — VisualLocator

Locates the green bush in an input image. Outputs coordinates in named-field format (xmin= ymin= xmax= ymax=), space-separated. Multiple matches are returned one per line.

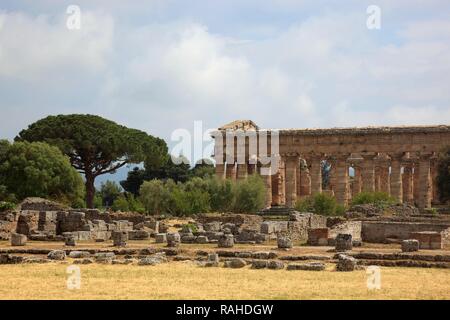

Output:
xmin=207 ymin=177 xmax=236 ymax=212
xmin=233 ymin=174 xmax=266 ymax=213
xmin=172 ymin=187 xmax=210 ymax=216
xmin=100 ymin=180 xmax=122 ymax=207
xmin=111 ymin=194 xmax=130 ymax=212
xmin=0 ymin=201 xmax=15 ymax=212
xmin=0 ymin=140 xmax=84 ymax=207
xmin=295 ymin=193 xmax=345 ymax=216
xmin=351 ymin=191 xmax=396 ymax=208
xmin=138 ymin=174 xmax=266 ymax=216
xmin=139 ymin=179 xmax=174 ymax=215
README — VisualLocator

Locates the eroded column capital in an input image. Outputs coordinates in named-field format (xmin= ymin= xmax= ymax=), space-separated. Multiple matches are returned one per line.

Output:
xmin=387 ymin=152 xmax=406 ymax=161
xmin=360 ymin=152 xmax=378 ymax=160
xmin=416 ymin=151 xmax=436 ymax=161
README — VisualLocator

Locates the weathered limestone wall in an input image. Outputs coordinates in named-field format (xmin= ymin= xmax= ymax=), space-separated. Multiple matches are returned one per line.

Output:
xmin=361 ymin=221 xmax=450 ymax=243
xmin=197 ymin=214 xmax=263 ymax=231
xmin=328 ymin=221 xmax=362 ymax=241
xmin=260 ymin=213 xmax=327 ymax=242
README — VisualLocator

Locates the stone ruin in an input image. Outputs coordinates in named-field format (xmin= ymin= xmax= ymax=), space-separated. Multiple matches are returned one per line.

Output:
xmin=0 ymin=198 xmax=159 ymax=243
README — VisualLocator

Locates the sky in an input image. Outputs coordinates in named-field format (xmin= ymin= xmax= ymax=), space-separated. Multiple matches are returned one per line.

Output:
xmin=1 ymin=1 xmax=450 ymax=183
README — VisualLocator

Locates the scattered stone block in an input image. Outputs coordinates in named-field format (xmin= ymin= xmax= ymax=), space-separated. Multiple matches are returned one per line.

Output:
xmin=277 ymin=235 xmax=293 ymax=249
xmin=112 ymin=231 xmax=128 ymax=247
xmin=73 ymin=258 xmax=93 ymax=264
xmin=218 ymin=234 xmax=234 ymax=248
xmin=47 ymin=250 xmax=66 ymax=260
xmin=181 ymin=235 xmax=196 ymax=243
xmin=335 ymin=234 xmax=353 ymax=251
xmin=236 ymin=252 xmax=253 ymax=259
xmin=68 ymin=251 xmax=91 ymax=258
xmin=94 ymin=252 xmax=115 ymax=263
xmin=155 ymin=233 xmax=167 ymax=243
xmin=251 ymin=260 xmax=268 ymax=269
xmin=402 ymin=239 xmax=420 ymax=252
xmin=252 ymin=251 xmax=277 ymax=259
xmin=267 ymin=260 xmax=285 ymax=270
xmin=0 ymin=254 xmax=24 ymax=264
xmin=167 ymin=233 xmax=181 ymax=247
xmin=139 ymin=248 xmax=157 ymax=255
xmin=64 ymin=234 xmax=76 ymax=246
xmin=286 ymin=262 xmax=326 ymax=271
xmin=138 ymin=253 xmax=167 ymax=266
xmin=307 ymin=228 xmax=329 ymax=246
xmin=11 ymin=233 xmax=27 ymax=246
xmin=410 ymin=232 xmax=443 ymax=250
xmin=204 ymin=222 xmax=221 ymax=232
xmin=196 ymin=236 xmax=209 ymax=244
xmin=224 ymin=258 xmax=246 ymax=268
xmin=336 ymin=254 xmax=357 ymax=271
xmin=128 ymin=230 xmax=150 ymax=240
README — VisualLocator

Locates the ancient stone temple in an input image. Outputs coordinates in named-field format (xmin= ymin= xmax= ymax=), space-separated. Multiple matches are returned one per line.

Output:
xmin=212 ymin=120 xmax=450 ymax=209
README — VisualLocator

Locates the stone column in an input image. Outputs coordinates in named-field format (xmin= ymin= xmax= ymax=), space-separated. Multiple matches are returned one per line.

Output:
xmin=215 ymin=163 xmax=225 ymax=180
xmin=431 ymin=158 xmax=439 ymax=204
xmin=335 ymin=154 xmax=350 ymax=205
xmin=247 ymin=163 xmax=256 ymax=175
xmin=374 ymin=167 xmax=381 ymax=192
xmin=379 ymin=166 xmax=390 ymax=194
xmin=361 ymin=153 xmax=376 ymax=192
xmin=296 ymin=161 xmax=302 ymax=198
xmin=402 ymin=164 xmax=414 ymax=204
xmin=418 ymin=153 xmax=432 ymax=209
xmin=299 ymin=159 xmax=311 ymax=197
xmin=309 ymin=155 xmax=322 ymax=195
xmin=328 ymin=159 xmax=337 ymax=193
xmin=236 ymin=163 xmax=248 ymax=180
xmin=413 ymin=164 xmax=420 ymax=206
xmin=260 ymin=163 xmax=273 ymax=208
xmin=225 ymin=163 xmax=236 ymax=180
xmin=283 ymin=154 xmax=299 ymax=208
xmin=390 ymin=153 xmax=403 ymax=203
xmin=352 ymin=166 xmax=362 ymax=197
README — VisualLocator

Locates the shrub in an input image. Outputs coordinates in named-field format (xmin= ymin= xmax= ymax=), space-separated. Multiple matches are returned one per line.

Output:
xmin=207 ymin=177 xmax=236 ymax=212
xmin=171 ymin=187 xmax=210 ymax=216
xmin=139 ymin=179 xmax=174 ymax=215
xmin=351 ymin=191 xmax=396 ymax=208
xmin=0 ymin=140 xmax=84 ymax=207
xmin=233 ymin=174 xmax=266 ymax=213
xmin=100 ymin=180 xmax=122 ymax=207
xmin=295 ymin=193 xmax=345 ymax=216
xmin=111 ymin=194 xmax=130 ymax=212
xmin=0 ymin=201 xmax=15 ymax=212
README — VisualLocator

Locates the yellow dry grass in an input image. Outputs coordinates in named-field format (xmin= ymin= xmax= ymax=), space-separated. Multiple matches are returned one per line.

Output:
xmin=1 ymin=262 xmax=449 ymax=300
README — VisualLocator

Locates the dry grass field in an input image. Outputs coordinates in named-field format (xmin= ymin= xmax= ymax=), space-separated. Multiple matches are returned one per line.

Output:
xmin=1 ymin=262 xmax=449 ymax=300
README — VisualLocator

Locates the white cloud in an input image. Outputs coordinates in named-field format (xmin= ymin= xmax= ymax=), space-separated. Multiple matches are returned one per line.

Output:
xmin=0 ymin=11 xmax=114 ymax=81
xmin=0 ymin=4 xmax=450 ymax=150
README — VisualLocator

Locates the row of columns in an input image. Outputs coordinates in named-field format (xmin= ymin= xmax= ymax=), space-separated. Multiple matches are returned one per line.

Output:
xmin=216 ymin=151 xmax=438 ymax=209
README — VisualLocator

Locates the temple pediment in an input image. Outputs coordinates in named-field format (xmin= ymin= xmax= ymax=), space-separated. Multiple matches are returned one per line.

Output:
xmin=218 ymin=120 xmax=259 ymax=131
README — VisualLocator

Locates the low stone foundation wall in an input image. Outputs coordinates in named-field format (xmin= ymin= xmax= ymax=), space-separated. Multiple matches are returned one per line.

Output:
xmin=362 ymin=221 xmax=450 ymax=245
xmin=197 ymin=214 xmax=263 ymax=231
xmin=329 ymin=221 xmax=362 ymax=242
xmin=260 ymin=213 xmax=327 ymax=242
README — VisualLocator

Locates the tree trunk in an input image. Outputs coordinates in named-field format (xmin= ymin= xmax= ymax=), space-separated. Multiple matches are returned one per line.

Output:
xmin=85 ymin=173 xmax=95 ymax=209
